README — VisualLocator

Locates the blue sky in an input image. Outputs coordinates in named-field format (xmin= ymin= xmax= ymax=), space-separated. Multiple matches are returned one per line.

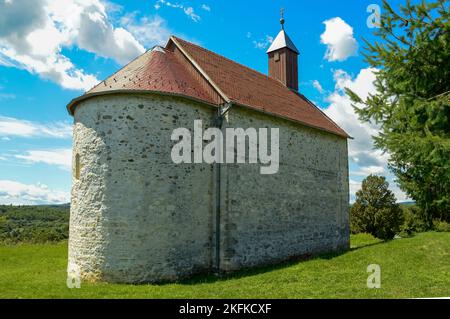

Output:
xmin=0 ymin=0 xmax=411 ymax=204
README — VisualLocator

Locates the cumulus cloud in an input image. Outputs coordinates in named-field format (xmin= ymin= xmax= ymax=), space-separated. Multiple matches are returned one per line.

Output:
xmin=0 ymin=0 xmax=97 ymax=91
xmin=0 ymin=180 xmax=70 ymax=205
xmin=15 ymin=148 xmax=72 ymax=171
xmin=0 ymin=116 xmax=72 ymax=139
xmin=320 ymin=17 xmax=358 ymax=61
xmin=155 ymin=0 xmax=200 ymax=22
xmin=349 ymin=178 xmax=409 ymax=203
xmin=323 ymin=67 xmax=409 ymax=202
xmin=349 ymin=179 xmax=362 ymax=202
xmin=324 ymin=68 xmax=383 ymax=170
xmin=0 ymin=0 xmax=157 ymax=91
xmin=73 ymin=3 xmax=145 ymax=64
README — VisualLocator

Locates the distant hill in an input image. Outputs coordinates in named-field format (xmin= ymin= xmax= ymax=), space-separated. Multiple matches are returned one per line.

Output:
xmin=350 ymin=201 xmax=416 ymax=208
xmin=38 ymin=203 xmax=70 ymax=209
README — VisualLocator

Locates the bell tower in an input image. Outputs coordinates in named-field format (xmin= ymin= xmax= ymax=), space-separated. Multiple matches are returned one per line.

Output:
xmin=267 ymin=9 xmax=299 ymax=91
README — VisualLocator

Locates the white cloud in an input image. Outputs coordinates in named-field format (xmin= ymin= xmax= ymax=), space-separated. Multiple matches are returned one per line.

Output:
xmin=323 ymin=67 xmax=408 ymax=202
xmin=349 ymin=179 xmax=361 ymax=202
xmin=351 ymin=165 xmax=385 ymax=177
xmin=325 ymin=68 xmax=382 ymax=169
xmin=349 ymin=178 xmax=409 ymax=203
xmin=14 ymin=148 xmax=72 ymax=171
xmin=312 ymin=80 xmax=324 ymax=93
xmin=155 ymin=0 xmax=201 ymax=22
xmin=183 ymin=7 xmax=200 ymax=22
xmin=0 ymin=0 xmax=98 ymax=91
xmin=0 ymin=0 xmax=164 ymax=91
xmin=0 ymin=180 xmax=69 ymax=205
xmin=390 ymin=183 xmax=410 ymax=202
xmin=253 ymin=35 xmax=274 ymax=50
xmin=320 ymin=17 xmax=358 ymax=61
xmin=120 ymin=13 xmax=171 ymax=47
xmin=0 ymin=116 xmax=72 ymax=139
xmin=201 ymin=4 xmax=210 ymax=11
xmin=75 ymin=10 xmax=145 ymax=65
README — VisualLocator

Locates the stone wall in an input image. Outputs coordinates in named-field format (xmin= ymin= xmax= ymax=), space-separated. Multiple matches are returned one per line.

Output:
xmin=218 ymin=106 xmax=349 ymax=271
xmin=69 ymin=93 xmax=215 ymax=283
xmin=68 ymin=93 xmax=349 ymax=283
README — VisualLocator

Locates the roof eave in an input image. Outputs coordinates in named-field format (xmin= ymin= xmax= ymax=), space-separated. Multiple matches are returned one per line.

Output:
xmin=229 ymin=101 xmax=351 ymax=139
xmin=66 ymin=90 xmax=219 ymax=116
xmin=295 ymin=92 xmax=352 ymax=139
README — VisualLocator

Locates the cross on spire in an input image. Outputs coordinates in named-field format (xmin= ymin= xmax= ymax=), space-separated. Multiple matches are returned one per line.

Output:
xmin=280 ymin=8 xmax=285 ymax=30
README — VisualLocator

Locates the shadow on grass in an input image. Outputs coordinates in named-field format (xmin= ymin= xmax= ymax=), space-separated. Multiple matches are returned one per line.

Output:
xmin=180 ymin=236 xmax=412 ymax=285
xmin=349 ymin=233 xmax=416 ymax=252
xmin=158 ymin=243 xmax=385 ymax=286
xmin=122 ymin=236 xmax=412 ymax=287
xmin=349 ymin=241 xmax=384 ymax=252
xmin=178 ymin=255 xmax=314 ymax=286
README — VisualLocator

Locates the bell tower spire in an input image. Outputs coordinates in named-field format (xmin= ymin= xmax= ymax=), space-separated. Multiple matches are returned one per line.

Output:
xmin=267 ymin=9 xmax=299 ymax=91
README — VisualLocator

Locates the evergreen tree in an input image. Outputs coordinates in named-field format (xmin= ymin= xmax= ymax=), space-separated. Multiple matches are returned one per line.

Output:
xmin=347 ymin=0 xmax=450 ymax=225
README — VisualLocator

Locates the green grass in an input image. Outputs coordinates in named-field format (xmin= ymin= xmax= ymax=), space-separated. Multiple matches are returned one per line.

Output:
xmin=0 ymin=232 xmax=449 ymax=298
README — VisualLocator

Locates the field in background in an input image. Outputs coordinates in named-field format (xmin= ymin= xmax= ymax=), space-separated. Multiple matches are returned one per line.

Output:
xmin=0 ymin=205 xmax=69 ymax=244
xmin=0 ymin=232 xmax=449 ymax=298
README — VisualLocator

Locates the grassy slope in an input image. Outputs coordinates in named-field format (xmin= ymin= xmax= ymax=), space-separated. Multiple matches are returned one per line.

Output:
xmin=0 ymin=232 xmax=449 ymax=298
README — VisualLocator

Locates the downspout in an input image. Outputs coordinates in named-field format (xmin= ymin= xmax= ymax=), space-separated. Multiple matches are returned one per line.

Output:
xmin=168 ymin=37 xmax=234 ymax=273
xmin=214 ymin=102 xmax=233 ymax=274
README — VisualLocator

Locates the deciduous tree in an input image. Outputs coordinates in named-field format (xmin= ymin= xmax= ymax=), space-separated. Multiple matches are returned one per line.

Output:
xmin=351 ymin=175 xmax=403 ymax=240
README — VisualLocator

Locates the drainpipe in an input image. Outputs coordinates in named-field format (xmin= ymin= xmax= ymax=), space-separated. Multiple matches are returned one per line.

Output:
xmin=214 ymin=102 xmax=232 ymax=274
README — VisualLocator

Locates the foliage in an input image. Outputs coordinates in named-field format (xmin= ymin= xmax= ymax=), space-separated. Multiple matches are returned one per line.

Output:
xmin=400 ymin=205 xmax=432 ymax=235
xmin=351 ymin=175 xmax=403 ymax=240
xmin=434 ymin=219 xmax=450 ymax=232
xmin=0 ymin=205 xmax=69 ymax=244
xmin=346 ymin=0 xmax=450 ymax=224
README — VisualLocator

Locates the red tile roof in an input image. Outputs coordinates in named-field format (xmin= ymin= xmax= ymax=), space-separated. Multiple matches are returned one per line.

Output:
xmin=172 ymin=36 xmax=349 ymax=138
xmin=67 ymin=47 xmax=217 ymax=114
xmin=68 ymin=36 xmax=349 ymax=138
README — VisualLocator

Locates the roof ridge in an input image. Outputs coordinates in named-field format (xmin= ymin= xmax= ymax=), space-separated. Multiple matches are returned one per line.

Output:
xmin=172 ymin=36 xmax=316 ymax=104
xmin=172 ymin=36 xmax=349 ymax=138
xmin=170 ymin=36 xmax=230 ymax=103
xmin=172 ymin=36 xmax=290 ymax=88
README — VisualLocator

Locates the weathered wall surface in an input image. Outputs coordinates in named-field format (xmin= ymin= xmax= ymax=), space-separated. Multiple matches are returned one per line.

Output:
xmin=219 ymin=106 xmax=349 ymax=271
xmin=69 ymin=93 xmax=215 ymax=283
xmin=69 ymin=93 xmax=349 ymax=282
